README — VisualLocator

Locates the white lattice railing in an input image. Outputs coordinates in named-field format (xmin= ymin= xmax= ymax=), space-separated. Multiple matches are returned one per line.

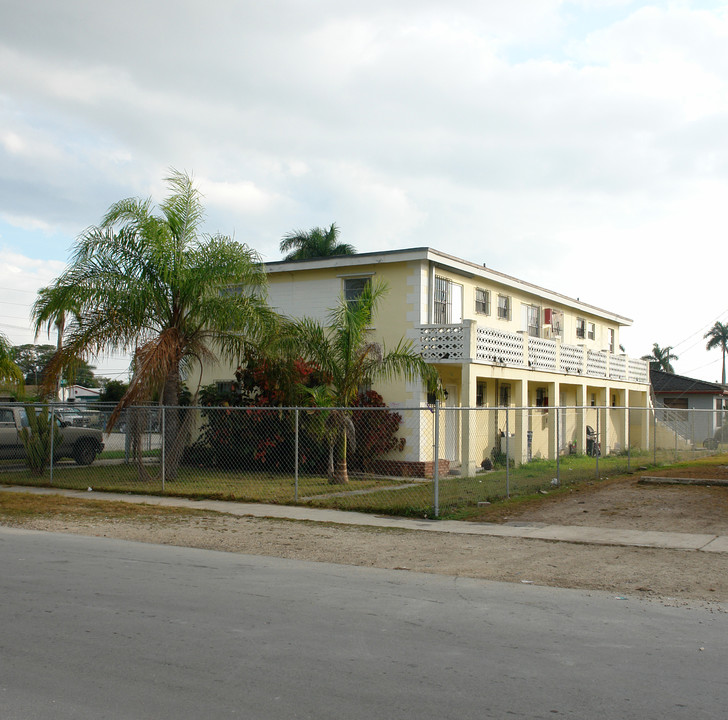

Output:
xmin=417 ymin=323 xmax=650 ymax=384
xmin=609 ymin=353 xmax=627 ymax=380
xmin=560 ymin=343 xmax=584 ymax=375
xmin=528 ymin=337 xmax=557 ymax=371
xmin=586 ymin=350 xmax=608 ymax=377
xmin=628 ymin=358 xmax=649 ymax=384
xmin=419 ymin=324 xmax=467 ymax=360
xmin=475 ymin=327 xmax=525 ymax=366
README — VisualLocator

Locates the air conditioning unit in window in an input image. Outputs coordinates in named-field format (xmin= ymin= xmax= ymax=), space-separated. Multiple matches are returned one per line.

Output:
xmin=544 ymin=308 xmax=563 ymax=337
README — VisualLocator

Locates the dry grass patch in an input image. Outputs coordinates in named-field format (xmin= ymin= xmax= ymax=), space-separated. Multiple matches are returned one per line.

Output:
xmin=0 ymin=492 xmax=217 ymax=523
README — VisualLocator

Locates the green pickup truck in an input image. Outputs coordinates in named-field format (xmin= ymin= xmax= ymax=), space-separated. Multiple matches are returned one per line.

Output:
xmin=0 ymin=405 xmax=105 ymax=465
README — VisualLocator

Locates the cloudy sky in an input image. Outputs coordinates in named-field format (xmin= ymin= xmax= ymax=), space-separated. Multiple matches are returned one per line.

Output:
xmin=1 ymin=0 xmax=727 ymax=382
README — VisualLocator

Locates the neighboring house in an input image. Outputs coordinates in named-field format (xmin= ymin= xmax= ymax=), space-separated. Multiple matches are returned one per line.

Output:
xmin=197 ymin=247 xmax=651 ymax=472
xmin=63 ymin=385 xmax=102 ymax=402
xmin=651 ymin=369 xmax=728 ymax=446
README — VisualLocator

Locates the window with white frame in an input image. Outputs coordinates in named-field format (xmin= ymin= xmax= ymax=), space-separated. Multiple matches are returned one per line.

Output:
xmin=576 ymin=317 xmax=586 ymax=339
xmin=433 ymin=276 xmax=463 ymax=324
xmin=587 ymin=322 xmax=595 ymax=340
xmin=609 ymin=328 xmax=615 ymax=353
xmin=497 ymin=294 xmax=511 ymax=320
xmin=522 ymin=304 xmax=541 ymax=338
xmin=344 ymin=277 xmax=370 ymax=307
xmin=475 ymin=287 xmax=490 ymax=315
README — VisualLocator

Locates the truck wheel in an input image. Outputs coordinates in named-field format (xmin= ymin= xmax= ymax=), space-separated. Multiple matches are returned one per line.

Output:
xmin=73 ymin=441 xmax=97 ymax=466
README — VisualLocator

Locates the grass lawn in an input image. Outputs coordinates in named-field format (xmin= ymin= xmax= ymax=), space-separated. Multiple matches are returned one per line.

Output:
xmin=0 ymin=447 xmax=717 ymax=519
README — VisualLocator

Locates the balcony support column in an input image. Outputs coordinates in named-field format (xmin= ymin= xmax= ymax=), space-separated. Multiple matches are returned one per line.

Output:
xmin=514 ymin=379 xmax=529 ymax=465
xmin=575 ymin=384 xmax=586 ymax=454
xmin=607 ymin=387 xmax=628 ymax=455
xmin=460 ymin=362 xmax=478 ymax=477
xmin=547 ymin=380 xmax=560 ymax=460
xmin=463 ymin=319 xmax=476 ymax=362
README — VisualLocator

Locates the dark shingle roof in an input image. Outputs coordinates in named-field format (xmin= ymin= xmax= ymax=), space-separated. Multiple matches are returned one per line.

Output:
xmin=651 ymin=369 xmax=728 ymax=395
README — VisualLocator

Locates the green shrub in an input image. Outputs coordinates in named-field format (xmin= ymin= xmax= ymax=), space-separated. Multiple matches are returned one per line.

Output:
xmin=19 ymin=405 xmax=62 ymax=475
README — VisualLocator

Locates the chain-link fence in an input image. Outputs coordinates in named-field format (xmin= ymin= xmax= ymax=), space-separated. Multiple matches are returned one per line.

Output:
xmin=1 ymin=402 xmax=724 ymax=518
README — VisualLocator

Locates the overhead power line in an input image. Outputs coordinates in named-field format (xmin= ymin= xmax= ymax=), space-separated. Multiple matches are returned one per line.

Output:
xmin=672 ymin=307 xmax=728 ymax=352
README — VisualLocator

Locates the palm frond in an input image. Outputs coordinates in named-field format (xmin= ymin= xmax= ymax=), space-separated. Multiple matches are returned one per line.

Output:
xmin=0 ymin=331 xmax=24 ymax=386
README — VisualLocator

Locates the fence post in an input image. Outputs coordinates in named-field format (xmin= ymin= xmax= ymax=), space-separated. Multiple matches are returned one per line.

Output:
xmin=161 ymin=406 xmax=166 ymax=492
xmin=433 ymin=402 xmax=440 ymax=518
xmin=595 ymin=407 xmax=600 ymax=478
xmin=627 ymin=406 xmax=631 ymax=472
xmin=294 ymin=408 xmax=299 ymax=503
xmin=49 ymin=405 xmax=55 ymax=486
xmin=506 ymin=410 xmax=510 ymax=499
xmin=653 ymin=409 xmax=657 ymax=465
xmin=555 ymin=406 xmax=560 ymax=486
xmin=674 ymin=421 xmax=678 ymax=462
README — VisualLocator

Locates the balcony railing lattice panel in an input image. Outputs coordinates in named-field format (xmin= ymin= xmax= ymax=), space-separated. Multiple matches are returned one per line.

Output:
xmin=476 ymin=327 xmax=525 ymax=366
xmin=528 ymin=337 xmax=557 ymax=371
xmin=419 ymin=324 xmax=465 ymax=360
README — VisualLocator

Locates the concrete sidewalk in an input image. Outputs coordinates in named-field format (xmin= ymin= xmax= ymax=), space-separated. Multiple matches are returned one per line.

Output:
xmin=2 ymin=484 xmax=727 ymax=554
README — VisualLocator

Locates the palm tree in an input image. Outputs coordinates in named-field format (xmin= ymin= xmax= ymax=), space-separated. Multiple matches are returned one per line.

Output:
xmin=0 ymin=331 xmax=23 ymax=387
xmin=286 ymin=280 xmax=437 ymax=484
xmin=34 ymin=170 xmax=277 ymax=479
xmin=279 ymin=223 xmax=355 ymax=261
xmin=32 ymin=287 xmax=82 ymax=399
xmin=705 ymin=321 xmax=728 ymax=384
xmin=641 ymin=343 xmax=679 ymax=374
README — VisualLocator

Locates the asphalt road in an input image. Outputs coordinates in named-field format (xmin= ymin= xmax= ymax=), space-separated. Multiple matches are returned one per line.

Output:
xmin=1 ymin=528 xmax=725 ymax=720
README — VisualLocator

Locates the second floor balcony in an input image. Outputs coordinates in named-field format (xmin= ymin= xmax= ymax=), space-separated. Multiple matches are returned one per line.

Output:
xmin=418 ymin=321 xmax=650 ymax=385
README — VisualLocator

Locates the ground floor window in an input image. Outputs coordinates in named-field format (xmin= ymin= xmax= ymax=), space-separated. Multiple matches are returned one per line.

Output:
xmin=499 ymin=384 xmax=510 ymax=407
xmin=476 ymin=382 xmax=486 ymax=407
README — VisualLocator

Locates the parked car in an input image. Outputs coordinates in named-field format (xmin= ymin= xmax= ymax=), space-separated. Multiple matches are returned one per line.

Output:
xmin=55 ymin=408 xmax=85 ymax=426
xmin=0 ymin=405 xmax=104 ymax=465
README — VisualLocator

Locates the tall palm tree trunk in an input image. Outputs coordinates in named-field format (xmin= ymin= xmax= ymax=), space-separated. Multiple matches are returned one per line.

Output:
xmin=162 ymin=368 xmax=182 ymax=481
xmin=332 ymin=433 xmax=349 ymax=485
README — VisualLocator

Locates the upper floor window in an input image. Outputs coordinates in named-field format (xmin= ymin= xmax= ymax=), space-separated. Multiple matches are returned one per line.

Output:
xmin=433 ymin=276 xmax=463 ymax=325
xmin=344 ymin=277 xmax=370 ymax=308
xmin=523 ymin=304 xmax=540 ymax=338
xmin=475 ymin=288 xmax=490 ymax=315
xmin=497 ymin=294 xmax=511 ymax=320
xmin=609 ymin=328 xmax=615 ymax=354
xmin=587 ymin=322 xmax=596 ymax=341
xmin=576 ymin=317 xmax=586 ymax=339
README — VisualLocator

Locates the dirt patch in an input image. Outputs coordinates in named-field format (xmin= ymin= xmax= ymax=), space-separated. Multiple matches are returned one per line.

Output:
xmin=489 ymin=475 xmax=728 ymax=534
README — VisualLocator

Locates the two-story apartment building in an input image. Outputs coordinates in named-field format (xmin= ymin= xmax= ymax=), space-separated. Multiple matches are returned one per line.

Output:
xmin=197 ymin=247 xmax=651 ymax=474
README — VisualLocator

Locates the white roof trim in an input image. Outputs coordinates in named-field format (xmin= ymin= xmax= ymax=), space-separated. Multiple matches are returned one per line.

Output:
xmin=265 ymin=247 xmax=632 ymax=326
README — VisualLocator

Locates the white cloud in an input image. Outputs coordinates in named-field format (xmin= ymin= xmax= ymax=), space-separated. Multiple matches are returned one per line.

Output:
xmin=199 ymin=177 xmax=281 ymax=215
xmin=1 ymin=0 xmax=728 ymax=381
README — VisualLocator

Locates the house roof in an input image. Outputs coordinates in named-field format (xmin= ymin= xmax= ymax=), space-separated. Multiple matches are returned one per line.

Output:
xmin=265 ymin=247 xmax=633 ymax=326
xmin=651 ymin=369 xmax=728 ymax=396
